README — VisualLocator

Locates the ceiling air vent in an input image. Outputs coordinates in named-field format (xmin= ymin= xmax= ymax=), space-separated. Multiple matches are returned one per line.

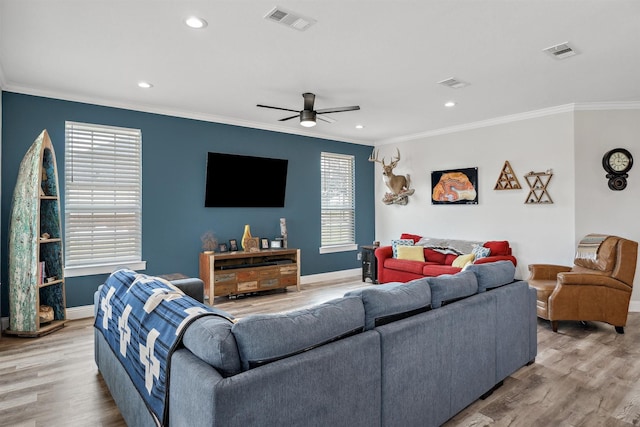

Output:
xmin=543 ymin=42 xmax=577 ymax=59
xmin=437 ymin=77 xmax=469 ymax=89
xmin=264 ymin=6 xmax=316 ymax=31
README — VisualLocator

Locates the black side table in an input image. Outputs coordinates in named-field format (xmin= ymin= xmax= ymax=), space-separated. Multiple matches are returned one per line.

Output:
xmin=361 ymin=245 xmax=379 ymax=284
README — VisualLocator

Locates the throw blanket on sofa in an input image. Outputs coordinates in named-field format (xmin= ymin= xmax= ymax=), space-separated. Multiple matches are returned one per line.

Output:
xmin=416 ymin=237 xmax=485 ymax=256
xmin=94 ymin=269 xmax=232 ymax=426
xmin=575 ymin=234 xmax=609 ymax=261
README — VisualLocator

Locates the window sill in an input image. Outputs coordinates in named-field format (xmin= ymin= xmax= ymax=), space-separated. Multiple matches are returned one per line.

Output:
xmin=319 ymin=244 xmax=358 ymax=254
xmin=64 ymin=261 xmax=147 ymax=278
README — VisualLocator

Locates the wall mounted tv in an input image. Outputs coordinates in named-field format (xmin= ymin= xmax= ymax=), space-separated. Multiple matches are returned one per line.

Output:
xmin=205 ymin=152 xmax=288 ymax=207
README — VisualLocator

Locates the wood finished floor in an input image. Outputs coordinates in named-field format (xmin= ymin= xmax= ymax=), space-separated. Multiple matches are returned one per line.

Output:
xmin=2 ymin=276 xmax=640 ymax=427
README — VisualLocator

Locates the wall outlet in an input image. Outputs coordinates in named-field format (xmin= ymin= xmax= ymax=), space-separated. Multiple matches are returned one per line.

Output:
xmin=357 ymin=253 xmax=362 ymax=260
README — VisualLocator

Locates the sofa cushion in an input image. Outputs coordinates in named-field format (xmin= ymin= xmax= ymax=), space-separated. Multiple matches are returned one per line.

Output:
xmin=231 ymin=296 xmax=365 ymax=370
xmin=428 ymin=270 xmax=478 ymax=308
xmin=345 ymin=278 xmax=431 ymax=330
xmin=392 ymin=239 xmax=415 ymax=258
xmin=422 ymin=265 xmax=462 ymax=277
xmin=472 ymin=244 xmax=491 ymax=260
xmin=424 ymin=248 xmax=447 ymax=264
xmin=182 ymin=315 xmax=241 ymax=377
xmin=385 ymin=258 xmax=429 ymax=275
xmin=465 ymin=260 xmax=516 ymax=292
xmin=397 ymin=245 xmax=425 ymax=261
xmin=484 ymin=241 xmax=510 ymax=256
xmin=400 ymin=233 xmax=423 ymax=243
xmin=452 ymin=253 xmax=475 ymax=268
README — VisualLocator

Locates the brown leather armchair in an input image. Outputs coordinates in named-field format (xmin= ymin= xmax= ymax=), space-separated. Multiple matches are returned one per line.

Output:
xmin=528 ymin=235 xmax=638 ymax=334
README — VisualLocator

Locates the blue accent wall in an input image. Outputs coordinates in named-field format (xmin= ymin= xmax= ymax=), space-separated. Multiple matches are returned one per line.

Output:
xmin=1 ymin=92 xmax=375 ymax=313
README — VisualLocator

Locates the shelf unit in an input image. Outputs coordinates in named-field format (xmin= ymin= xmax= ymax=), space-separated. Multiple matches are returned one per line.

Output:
xmin=7 ymin=130 xmax=66 ymax=337
xmin=199 ymin=249 xmax=300 ymax=302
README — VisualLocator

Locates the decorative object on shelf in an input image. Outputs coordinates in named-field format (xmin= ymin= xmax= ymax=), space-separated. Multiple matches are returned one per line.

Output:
xmin=494 ymin=161 xmax=522 ymax=190
xmin=218 ymin=243 xmax=228 ymax=252
xmin=229 ymin=239 xmax=238 ymax=251
xmin=602 ymin=148 xmax=633 ymax=191
xmin=431 ymin=167 xmax=478 ymax=204
xmin=271 ymin=240 xmax=282 ymax=248
xmin=261 ymin=238 xmax=270 ymax=249
xmin=7 ymin=129 xmax=66 ymax=337
xmin=39 ymin=305 xmax=54 ymax=324
xmin=241 ymin=224 xmax=252 ymax=250
xmin=369 ymin=148 xmax=415 ymax=205
xmin=201 ymin=230 xmax=218 ymax=253
xmin=245 ymin=237 xmax=260 ymax=252
xmin=280 ymin=218 xmax=288 ymax=248
xmin=524 ymin=170 xmax=553 ymax=204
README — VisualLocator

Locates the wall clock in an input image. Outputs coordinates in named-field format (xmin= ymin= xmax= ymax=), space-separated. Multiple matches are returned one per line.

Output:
xmin=602 ymin=148 xmax=633 ymax=191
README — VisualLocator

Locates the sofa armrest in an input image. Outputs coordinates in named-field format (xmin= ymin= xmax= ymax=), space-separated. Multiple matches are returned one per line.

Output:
xmin=375 ymin=246 xmax=393 ymax=262
xmin=557 ymin=272 xmax=632 ymax=292
xmin=528 ymin=264 xmax=571 ymax=280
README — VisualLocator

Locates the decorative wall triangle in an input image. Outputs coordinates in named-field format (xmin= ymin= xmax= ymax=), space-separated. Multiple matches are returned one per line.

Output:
xmin=494 ymin=160 xmax=522 ymax=190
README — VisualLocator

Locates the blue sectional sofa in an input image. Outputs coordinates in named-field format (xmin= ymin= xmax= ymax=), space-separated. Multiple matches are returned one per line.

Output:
xmin=94 ymin=261 xmax=537 ymax=427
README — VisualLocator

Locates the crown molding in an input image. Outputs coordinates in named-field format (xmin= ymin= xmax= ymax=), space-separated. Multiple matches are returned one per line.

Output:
xmin=377 ymin=104 xmax=575 ymax=145
xmin=376 ymin=101 xmax=640 ymax=145
xmin=2 ymin=84 xmax=371 ymax=146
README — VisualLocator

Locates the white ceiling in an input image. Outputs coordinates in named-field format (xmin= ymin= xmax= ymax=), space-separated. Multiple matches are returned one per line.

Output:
xmin=1 ymin=1 xmax=639 ymax=145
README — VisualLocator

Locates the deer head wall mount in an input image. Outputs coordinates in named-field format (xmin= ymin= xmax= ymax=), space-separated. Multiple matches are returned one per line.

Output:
xmin=368 ymin=148 xmax=415 ymax=205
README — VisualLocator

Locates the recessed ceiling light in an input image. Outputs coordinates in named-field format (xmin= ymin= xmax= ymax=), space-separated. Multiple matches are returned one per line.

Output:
xmin=185 ymin=16 xmax=208 ymax=29
xmin=444 ymin=101 xmax=456 ymax=108
xmin=355 ymin=125 xmax=364 ymax=129
xmin=137 ymin=81 xmax=153 ymax=89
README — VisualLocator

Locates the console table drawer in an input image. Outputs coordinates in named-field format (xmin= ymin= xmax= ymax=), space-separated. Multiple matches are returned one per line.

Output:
xmin=237 ymin=281 xmax=259 ymax=292
xmin=215 ymin=272 xmax=237 ymax=284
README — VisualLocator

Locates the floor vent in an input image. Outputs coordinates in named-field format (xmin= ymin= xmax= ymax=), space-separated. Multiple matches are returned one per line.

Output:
xmin=264 ymin=6 xmax=316 ymax=31
xmin=543 ymin=42 xmax=577 ymax=59
xmin=437 ymin=77 xmax=469 ymax=89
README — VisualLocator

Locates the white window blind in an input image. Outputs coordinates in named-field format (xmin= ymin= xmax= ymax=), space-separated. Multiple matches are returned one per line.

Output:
xmin=64 ymin=121 xmax=144 ymax=276
xmin=320 ymin=152 xmax=356 ymax=252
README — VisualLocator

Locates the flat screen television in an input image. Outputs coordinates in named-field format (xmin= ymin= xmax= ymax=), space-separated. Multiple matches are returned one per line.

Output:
xmin=205 ymin=152 xmax=288 ymax=207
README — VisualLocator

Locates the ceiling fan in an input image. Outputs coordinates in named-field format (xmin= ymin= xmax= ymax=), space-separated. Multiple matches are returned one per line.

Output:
xmin=257 ymin=92 xmax=360 ymax=127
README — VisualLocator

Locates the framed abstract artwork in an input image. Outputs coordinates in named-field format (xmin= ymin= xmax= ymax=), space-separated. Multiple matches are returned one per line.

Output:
xmin=431 ymin=167 xmax=478 ymax=205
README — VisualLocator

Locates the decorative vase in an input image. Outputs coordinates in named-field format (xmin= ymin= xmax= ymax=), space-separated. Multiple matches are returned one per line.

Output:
xmin=241 ymin=225 xmax=252 ymax=250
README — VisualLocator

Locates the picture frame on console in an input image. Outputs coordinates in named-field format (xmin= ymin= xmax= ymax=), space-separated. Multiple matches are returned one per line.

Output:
xmin=218 ymin=243 xmax=228 ymax=252
xmin=261 ymin=238 xmax=270 ymax=249
xmin=229 ymin=239 xmax=238 ymax=251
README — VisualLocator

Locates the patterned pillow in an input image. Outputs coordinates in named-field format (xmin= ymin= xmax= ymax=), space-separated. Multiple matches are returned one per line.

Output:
xmin=472 ymin=244 xmax=491 ymax=260
xmin=391 ymin=239 xmax=414 ymax=258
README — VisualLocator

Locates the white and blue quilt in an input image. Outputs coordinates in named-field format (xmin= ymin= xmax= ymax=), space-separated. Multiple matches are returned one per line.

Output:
xmin=94 ymin=269 xmax=232 ymax=426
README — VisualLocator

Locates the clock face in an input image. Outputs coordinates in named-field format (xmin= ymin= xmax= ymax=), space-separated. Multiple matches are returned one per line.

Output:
xmin=603 ymin=148 xmax=633 ymax=175
xmin=609 ymin=151 xmax=630 ymax=172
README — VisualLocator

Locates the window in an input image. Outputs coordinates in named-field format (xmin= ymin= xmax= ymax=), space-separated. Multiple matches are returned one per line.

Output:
xmin=320 ymin=152 xmax=357 ymax=253
xmin=64 ymin=121 xmax=145 ymax=276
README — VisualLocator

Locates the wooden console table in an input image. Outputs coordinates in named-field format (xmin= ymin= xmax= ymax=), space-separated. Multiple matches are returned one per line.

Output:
xmin=199 ymin=249 xmax=300 ymax=303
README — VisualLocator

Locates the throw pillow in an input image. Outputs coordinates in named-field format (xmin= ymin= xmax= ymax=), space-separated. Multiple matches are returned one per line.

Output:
xmin=400 ymin=233 xmax=423 ymax=243
xmin=391 ymin=239 xmax=414 ymax=258
xmin=396 ymin=245 xmax=425 ymax=262
xmin=472 ymin=244 xmax=491 ymax=260
xmin=452 ymin=253 xmax=475 ymax=268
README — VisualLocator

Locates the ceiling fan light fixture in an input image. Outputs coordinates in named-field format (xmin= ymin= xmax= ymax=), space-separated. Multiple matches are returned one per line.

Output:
xmin=185 ymin=16 xmax=208 ymax=29
xmin=300 ymin=110 xmax=316 ymax=127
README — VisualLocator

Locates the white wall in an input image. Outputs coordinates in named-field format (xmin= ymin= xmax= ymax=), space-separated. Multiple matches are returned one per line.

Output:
xmin=375 ymin=111 xmax=576 ymax=281
xmin=574 ymin=109 xmax=640 ymax=303
xmin=375 ymin=106 xmax=640 ymax=304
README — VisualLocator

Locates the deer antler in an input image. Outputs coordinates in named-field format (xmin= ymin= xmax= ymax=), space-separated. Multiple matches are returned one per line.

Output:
xmin=389 ymin=148 xmax=401 ymax=168
xmin=368 ymin=149 xmax=383 ymax=164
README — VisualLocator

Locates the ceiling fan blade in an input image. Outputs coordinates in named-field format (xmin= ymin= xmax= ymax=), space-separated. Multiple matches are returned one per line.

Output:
xmin=302 ymin=93 xmax=315 ymax=111
xmin=257 ymin=104 xmax=300 ymax=113
xmin=317 ymin=115 xmax=336 ymax=124
xmin=316 ymin=105 xmax=360 ymax=114
xmin=278 ymin=114 xmax=299 ymax=122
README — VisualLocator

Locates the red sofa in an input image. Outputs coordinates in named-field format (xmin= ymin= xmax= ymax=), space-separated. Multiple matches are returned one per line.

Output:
xmin=375 ymin=233 xmax=517 ymax=284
